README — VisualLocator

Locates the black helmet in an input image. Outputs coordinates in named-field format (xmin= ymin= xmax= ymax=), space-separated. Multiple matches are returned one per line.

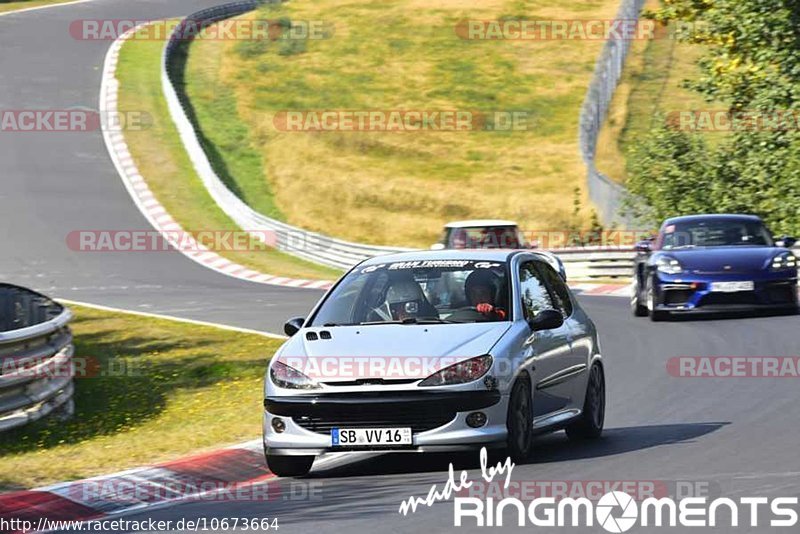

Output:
xmin=465 ymin=268 xmax=499 ymax=296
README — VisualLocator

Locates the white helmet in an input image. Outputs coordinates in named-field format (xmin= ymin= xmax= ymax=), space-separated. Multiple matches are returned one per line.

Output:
xmin=386 ymin=280 xmax=423 ymax=305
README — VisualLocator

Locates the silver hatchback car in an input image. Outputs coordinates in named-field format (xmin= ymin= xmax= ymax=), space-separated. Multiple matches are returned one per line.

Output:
xmin=263 ymin=250 xmax=605 ymax=477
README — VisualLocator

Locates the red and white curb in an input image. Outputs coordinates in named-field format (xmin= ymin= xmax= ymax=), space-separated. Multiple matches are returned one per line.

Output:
xmin=570 ymin=283 xmax=631 ymax=298
xmin=99 ymin=26 xmax=334 ymax=292
xmin=99 ymin=27 xmax=631 ymax=299
xmin=0 ymin=441 xmax=271 ymax=530
xmin=0 ymin=440 xmax=361 ymax=532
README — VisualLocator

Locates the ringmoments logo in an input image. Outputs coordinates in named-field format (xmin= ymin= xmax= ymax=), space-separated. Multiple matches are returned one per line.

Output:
xmin=451 ymin=493 xmax=800 ymax=529
xmin=397 ymin=449 xmax=800 ymax=530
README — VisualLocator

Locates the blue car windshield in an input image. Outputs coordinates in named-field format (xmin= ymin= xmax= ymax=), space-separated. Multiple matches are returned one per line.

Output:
xmin=662 ymin=219 xmax=774 ymax=249
xmin=310 ymin=260 xmax=511 ymax=326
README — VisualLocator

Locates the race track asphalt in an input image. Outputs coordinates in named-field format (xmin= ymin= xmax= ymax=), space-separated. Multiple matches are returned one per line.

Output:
xmin=0 ymin=0 xmax=324 ymax=334
xmin=117 ymin=296 xmax=800 ymax=534
xmin=3 ymin=2 xmax=799 ymax=534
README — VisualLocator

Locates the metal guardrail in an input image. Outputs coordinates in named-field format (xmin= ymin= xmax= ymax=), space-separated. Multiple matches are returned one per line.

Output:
xmin=556 ymin=248 xmax=636 ymax=280
xmin=578 ymin=0 xmax=646 ymax=226
xmin=0 ymin=285 xmax=74 ymax=433
xmin=161 ymin=0 xmax=411 ymax=271
xmin=159 ymin=0 xmax=726 ymax=283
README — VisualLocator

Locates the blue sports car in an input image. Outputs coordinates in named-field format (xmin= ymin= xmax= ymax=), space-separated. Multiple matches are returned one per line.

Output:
xmin=631 ymin=214 xmax=798 ymax=321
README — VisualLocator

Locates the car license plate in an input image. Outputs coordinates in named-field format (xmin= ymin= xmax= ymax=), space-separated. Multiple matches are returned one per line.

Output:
xmin=711 ymin=281 xmax=754 ymax=292
xmin=331 ymin=427 xmax=412 ymax=446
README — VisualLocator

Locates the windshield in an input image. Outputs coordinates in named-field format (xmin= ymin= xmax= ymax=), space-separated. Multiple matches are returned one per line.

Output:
xmin=310 ymin=259 xmax=511 ymax=326
xmin=447 ymin=227 xmax=522 ymax=249
xmin=661 ymin=219 xmax=774 ymax=249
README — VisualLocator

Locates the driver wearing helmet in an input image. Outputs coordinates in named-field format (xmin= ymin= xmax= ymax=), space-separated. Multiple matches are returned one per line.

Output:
xmin=464 ymin=269 xmax=506 ymax=320
xmin=380 ymin=279 xmax=438 ymax=321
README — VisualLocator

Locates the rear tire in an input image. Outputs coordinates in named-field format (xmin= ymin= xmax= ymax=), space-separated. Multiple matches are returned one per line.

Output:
xmin=266 ymin=455 xmax=314 ymax=477
xmin=566 ymin=364 xmax=605 ymax=440
xmin=505 ymin=376 xmax=533 ymax=463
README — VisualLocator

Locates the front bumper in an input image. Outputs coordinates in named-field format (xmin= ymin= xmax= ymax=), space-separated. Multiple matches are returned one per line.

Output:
xmin=653 ymin=273 xmax=798 ymax=313
xmin=263 ymin=390 xmax=506 ymax=455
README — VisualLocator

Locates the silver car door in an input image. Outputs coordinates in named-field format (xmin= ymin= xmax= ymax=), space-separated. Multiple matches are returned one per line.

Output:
xmin=517 ymin=260 xmax=574 ymax=420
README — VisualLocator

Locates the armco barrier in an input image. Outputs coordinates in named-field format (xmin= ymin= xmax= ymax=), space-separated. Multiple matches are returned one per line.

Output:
xmin=161 ymin=0 xmax=411 ymax=271
xmin=0 ymin=285 xmax=74 ymax=432
xmin=557 ymin=248 xmax=635 ymax=280
xmin=160 ymin=0 xmax=642 ymax=275
xmin=578 ymin=0 xmax=646 ymax=226
xmin=161 ymin=1 xmax=798 ymax=283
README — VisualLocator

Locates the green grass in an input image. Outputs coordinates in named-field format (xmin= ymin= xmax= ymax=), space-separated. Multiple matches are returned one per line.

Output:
xmin=183 ymin=0 xmax=624 ymax=247
xmin=595 ymin=9 xmax=725 ymax=184
xmin=0 ymin=305 xmax=283 ymax=491
xmin=116 ymin=25 xmax=341 ymax=280
xmin=0 ymin=0 xmax=73 ymax=14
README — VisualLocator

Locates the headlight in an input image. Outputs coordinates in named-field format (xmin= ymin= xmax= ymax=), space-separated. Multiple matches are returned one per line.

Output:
xmin=656 ymin=256 xmax=683 ymax=275
xmin=270 ymin=360 xmax=320 ymax=390
xmin=771 ymin=252 xmax=797 ymax=271
xmin=419 ymin=355 xmax=493 ymax=387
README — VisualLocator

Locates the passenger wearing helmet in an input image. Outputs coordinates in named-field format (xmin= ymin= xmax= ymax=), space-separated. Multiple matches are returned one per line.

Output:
xmin=451 ymin=269 xmax=507 ymax=321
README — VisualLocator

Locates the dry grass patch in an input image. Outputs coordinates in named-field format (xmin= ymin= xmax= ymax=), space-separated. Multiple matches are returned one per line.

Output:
xmin=185 ymin=0 xmax=624 ymax=247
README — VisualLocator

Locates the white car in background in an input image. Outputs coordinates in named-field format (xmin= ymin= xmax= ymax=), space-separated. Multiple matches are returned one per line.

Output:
xmin=432 ymin=220 xmax=566 ymax=280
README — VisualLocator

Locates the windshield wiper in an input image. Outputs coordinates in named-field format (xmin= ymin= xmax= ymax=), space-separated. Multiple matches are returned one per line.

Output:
xmin=358 ymin=317 xmax=456 ymax=326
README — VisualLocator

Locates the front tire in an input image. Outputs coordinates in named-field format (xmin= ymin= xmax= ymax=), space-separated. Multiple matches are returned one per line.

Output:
xmin=566 ymin=363 xmax=605 ymax=440
xmin=646 ymin=276 xmax=668 ymax=322
xmin=266 ymin=455 xmax=314 ymax=477
xmin=506 ymin=376 xmax=533 ymax=462
xmin=631 ymin=274 xmax=648 ymax=317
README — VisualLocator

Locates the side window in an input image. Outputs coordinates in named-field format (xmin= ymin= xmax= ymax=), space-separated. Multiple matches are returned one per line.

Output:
xmin=535 ymin=263 xmax=573 ymax=318
xmin=518 ymin=262 xmax=553 ymax=319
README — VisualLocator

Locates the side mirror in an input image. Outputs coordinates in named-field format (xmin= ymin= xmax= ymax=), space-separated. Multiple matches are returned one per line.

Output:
xmin=284 ymin=317 xmax=305 ymax=337
xmin=430 ymin=243 xmax=446 ymax=251
xmin=528 ymin=309 xmax=564 ymax=332
xmin=776 ymin=236 xmax=797 ymax=248
xmin=635 ymin=239 xmax=653 ymax=253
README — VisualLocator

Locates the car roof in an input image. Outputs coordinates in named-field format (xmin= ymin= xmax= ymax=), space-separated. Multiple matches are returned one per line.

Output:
xmin=360 ymin=249 xmax=518 ymax=266
xmin=444 ymin=219 xmax=518 ymax=228
xmin=662 ymin=213 xmax=762 ymax=226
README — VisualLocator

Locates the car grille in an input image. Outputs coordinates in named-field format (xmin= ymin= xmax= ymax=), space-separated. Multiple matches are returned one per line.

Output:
xmin=764 ymin=283 xmax=797 ymax=304
xmin=663 ymin=289 xmax=694 ymax=306
xmin=700 ymin=292 xmax=760 ymax=307
xmin=293 ymin=408 xmax=457 ymax=434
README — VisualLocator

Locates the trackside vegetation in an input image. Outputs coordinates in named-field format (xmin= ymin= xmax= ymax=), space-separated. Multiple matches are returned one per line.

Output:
xmin=182 ymin=0 xmax=625 ymax=247
xmin=621 ymin=0 xmax=800 ymax=234
xmin=0 ymin=305 xmax=281 ymax=490
xmin=115 ymin=26 xmax=341 ymax=280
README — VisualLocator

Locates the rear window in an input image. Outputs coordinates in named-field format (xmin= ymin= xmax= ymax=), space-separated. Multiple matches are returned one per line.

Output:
xmin=447 ymin=227 xmax=522 ymax=249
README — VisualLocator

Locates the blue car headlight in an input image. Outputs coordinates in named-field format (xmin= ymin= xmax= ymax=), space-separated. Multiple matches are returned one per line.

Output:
xmin=656 ymin=256 xmax=683 ymax=275
xmin=771 ymin=252 xmax=797 ymax=271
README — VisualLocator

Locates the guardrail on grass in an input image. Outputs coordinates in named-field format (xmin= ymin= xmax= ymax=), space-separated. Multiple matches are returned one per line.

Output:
xmin=161 ymin=0 xmax=411 ymax=271
xmin=0 ymin=285 xmax=74 ymax=433
xmin=158 ymin=0 xmax=709 ymax=283
xmin=578 ymin=0 xmax=647 ymax=226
